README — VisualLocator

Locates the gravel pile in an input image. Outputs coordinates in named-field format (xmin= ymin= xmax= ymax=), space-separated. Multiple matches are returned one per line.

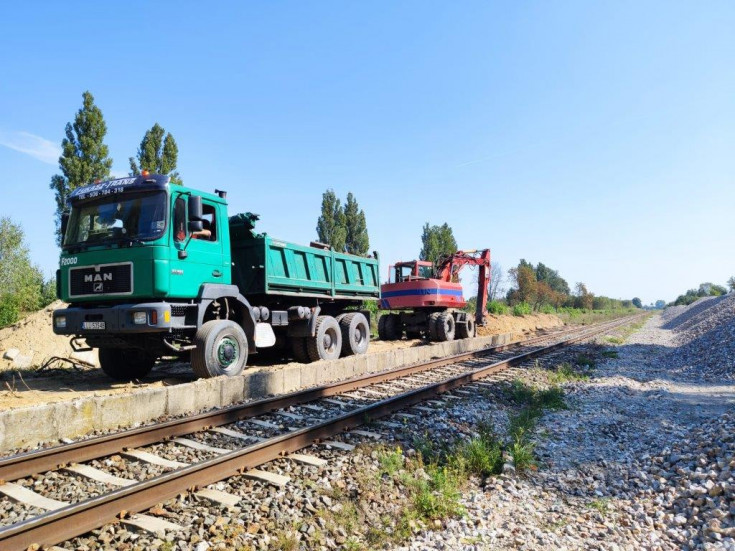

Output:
xmin=662 ymin=295 xmax=735 ymax=380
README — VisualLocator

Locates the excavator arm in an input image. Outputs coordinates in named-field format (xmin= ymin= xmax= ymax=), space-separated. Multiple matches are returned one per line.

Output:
xmin=435 ymin=249 xmax=491 ymax=325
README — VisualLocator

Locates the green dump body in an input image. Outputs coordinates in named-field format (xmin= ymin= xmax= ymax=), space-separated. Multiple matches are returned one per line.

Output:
xmin=229 ymin=214 xmax=379 ymax=301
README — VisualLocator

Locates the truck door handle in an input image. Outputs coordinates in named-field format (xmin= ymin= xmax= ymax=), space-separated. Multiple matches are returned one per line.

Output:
xmin=212 ymin=270 xmax=222 ymax=277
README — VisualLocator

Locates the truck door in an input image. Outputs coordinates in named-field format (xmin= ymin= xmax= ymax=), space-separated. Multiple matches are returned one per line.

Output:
xmin=169 ymin=193 xmax=229 ymax=297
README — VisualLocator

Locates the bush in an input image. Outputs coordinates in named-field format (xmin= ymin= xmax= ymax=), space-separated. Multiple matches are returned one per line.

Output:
xmin=487 ymin=300 xmax=509 ymax=315
xmin=0 ymin=295 xmax=20 ymax=328
xmin=512 ymin=302 xmax=532 ymax=316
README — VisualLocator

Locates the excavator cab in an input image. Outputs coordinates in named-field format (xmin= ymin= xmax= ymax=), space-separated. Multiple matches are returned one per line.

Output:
xmin=389 ymin=261 xmax=434 ymax=283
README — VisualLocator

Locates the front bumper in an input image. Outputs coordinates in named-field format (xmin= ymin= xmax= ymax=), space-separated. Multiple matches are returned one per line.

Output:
xmin=52 ymin=303 xmax=173 ymax=335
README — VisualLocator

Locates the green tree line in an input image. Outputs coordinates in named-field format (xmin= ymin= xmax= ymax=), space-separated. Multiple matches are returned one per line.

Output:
xmin=316 ymin=189 xmax=370 ymax=256
xmin=0 ymin=218 xmax=56 ymax=327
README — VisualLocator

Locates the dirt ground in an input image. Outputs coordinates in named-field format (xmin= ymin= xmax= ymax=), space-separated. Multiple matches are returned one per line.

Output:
xmin=0 ymin=309 xmax=563 ymax=411
xmin=477 ymin=313 xmax=564 ymax=336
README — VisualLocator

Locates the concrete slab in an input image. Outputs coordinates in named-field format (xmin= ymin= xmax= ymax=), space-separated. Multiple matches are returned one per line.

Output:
xmin=287 ymin=453 xmax=327 ymax=467
xmin=121 ymin=449 xmax=188 ymax=469
xmin=195 ymin=487 xmax=241 ymax=508
xmin=0 ymin=482 xmax=69 ymax=510
xmin=320 ymin=440 xmax=355 ymax=451
xmin=65 ymin=463 xmax=136 ymax=486
xmin=123 ymin=513 xmax=184 ymax=534
xmin=172 ymin=437 xmax=230 ymax=454
xmin=244 ymin=469 xmax=290 ymax=487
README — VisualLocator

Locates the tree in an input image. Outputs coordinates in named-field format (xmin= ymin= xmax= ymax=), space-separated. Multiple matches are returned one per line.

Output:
xmin=728 ymin=277 xmax=735 ymax=293
xmin=49 ymin=91 xmax=113 ymax=245
xmin=0 ymin=218 xmax=45 ymax=327
xmin=535 ymin=262 xmax=570 ymax=295
xmin=488 ymin=261 xmax=504 ymax=301
xmin=574 ymin=282 xmax=594 ymax=310
xmin=419 ymin=223 xmax=457 ymax=265
xmin=343 ymin=192 xmax=369 ymax=255
xmin=632 ymin=297 xmax=643 ymax=308
xmin=129 ymin=123 xmax=182 ymax=184
xmin=655 ymin=300 xmax=666 ymax=309
xmin=316 ymin=189 xmax=347 ymax=251
xmin=507 ymin=260 xmax=538 ymax=306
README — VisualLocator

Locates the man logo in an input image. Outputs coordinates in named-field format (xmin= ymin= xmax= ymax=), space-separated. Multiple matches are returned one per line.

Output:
xmin=84 ymin=273 xmax=113 ymax=283
xmin=93 ymin=282 xmax=104 ymax=292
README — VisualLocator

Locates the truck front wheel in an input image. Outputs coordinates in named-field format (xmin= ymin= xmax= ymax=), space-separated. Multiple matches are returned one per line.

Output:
xmin=192 ymin=320 xmax=249 ymax=378
xmin=99 ymin=347 xmax=156 ymax=381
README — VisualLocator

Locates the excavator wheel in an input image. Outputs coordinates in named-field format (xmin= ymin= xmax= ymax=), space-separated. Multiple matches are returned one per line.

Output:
xmin=435 ymin=312 xmax=456 ymax=342
xmin=456 ymin=316 xmax=475 ymax=339
xmin=428 ymin=312 xmax=442 ymax=341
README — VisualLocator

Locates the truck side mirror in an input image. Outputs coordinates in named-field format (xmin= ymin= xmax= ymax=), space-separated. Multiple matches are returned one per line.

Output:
xmin=188 ymin=220 xmax=203 ymax=232
xmin=188 ymin=195 xmax=203 ymax=221
xmin=60 ymin=212 xmax=70 ymax=241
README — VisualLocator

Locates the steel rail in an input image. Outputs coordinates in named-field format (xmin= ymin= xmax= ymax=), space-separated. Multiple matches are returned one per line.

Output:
xmin=0 ymin=321 xmax=605 ymax=481
xmin=0 ymin=314 xmax=643 ymax=550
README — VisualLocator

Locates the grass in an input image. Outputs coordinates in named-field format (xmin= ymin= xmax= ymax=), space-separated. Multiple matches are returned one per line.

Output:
xmin=556 ymin=307 xmax=640 ymax=326
xmin=589 ymin=498 xmax=611 ymax=515
xmin=505 ymin=380 xmax=569 ymax=471
xmin=600 ymin=350 xmax=619 ymax=359
xmin=547 ymin=362 xmax=590 ymax=384
xmin=575 ymin=353 xmax=596 ymax=369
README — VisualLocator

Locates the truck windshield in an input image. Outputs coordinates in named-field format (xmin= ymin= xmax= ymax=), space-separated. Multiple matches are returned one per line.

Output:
xmin=63 ymin=191 xmax=167 ymax=248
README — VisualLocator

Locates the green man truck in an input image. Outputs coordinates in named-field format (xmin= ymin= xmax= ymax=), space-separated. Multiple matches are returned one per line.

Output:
xmin=52 ymin=174 xmax=379 ymax=380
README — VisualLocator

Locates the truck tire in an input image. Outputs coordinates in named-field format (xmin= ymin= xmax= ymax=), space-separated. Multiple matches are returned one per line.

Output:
xmin=291 ymin=337 xmax=311 ymax=363
xmin=307 ymin=316 xmax=342 ymax=361
xmin=428 ymin=312 xmax=442 ymax=341
xmin=436 ymin=312 xmax=456 ymax=342
xmin=99 ymin=347 xmax=156 ymax=381
xmin=456 ymin=316 xmax=475 ymax=339
xmin=191 ymin=320 xmax=249 ymax=378
xmin=339 ymin=312 xmax=370 ymax=356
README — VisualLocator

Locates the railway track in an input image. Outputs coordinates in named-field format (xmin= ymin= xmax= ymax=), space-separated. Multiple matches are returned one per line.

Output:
xmin=0 ymin=315 xmax=643 ymax=550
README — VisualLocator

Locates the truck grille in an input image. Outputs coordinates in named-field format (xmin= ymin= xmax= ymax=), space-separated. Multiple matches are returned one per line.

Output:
xmin=69 ymin=262 xmax=133 ymax=297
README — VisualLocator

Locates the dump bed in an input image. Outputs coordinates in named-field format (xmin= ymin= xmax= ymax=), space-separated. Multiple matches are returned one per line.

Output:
xmin=229 ymin=215 xmax=379 ymax=300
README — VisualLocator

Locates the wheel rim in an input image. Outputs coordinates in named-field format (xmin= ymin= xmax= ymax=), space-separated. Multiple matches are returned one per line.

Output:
xmin=354 ymin=325 xmax=365 ymax=345
xmin=216 ymin=336 xmax=239 ymax=368
xmin=323 ymin=328 xmax=338 ymax=353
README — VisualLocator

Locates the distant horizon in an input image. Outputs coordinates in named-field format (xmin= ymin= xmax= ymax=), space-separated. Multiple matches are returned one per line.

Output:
xmin=1 ymin=1 xmax=733 ymax=305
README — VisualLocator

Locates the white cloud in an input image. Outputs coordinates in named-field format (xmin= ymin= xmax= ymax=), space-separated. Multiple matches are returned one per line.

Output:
xmin=0 ymin=130 xmax=61 ymax=165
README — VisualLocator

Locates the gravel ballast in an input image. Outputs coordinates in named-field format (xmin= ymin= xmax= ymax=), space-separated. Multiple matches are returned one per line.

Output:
xmin=26 ymin=312 xmax=735 ymax=549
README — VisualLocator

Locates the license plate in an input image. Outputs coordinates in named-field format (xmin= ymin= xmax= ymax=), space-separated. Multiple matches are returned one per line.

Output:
xmin=82 ymin=321 xmax=106 ymax=330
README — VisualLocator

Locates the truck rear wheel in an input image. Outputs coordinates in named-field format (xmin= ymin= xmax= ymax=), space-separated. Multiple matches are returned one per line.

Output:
xmin=436 ymin=312 xmax=456 ymax=342
xmin=456 ymin=316 xmax=475 ymax=339
xmin=291 ymin=337 xmax=311 ymax=363
xmin=99 ymin=347 xmax=156 ymax=381
xmin=192 ymin=320 xmax=249 ymax=378
xmin=307 ymin=316 xmax=342 ymax=361
xmin=339 ymin=312 xmax=370 ymax=356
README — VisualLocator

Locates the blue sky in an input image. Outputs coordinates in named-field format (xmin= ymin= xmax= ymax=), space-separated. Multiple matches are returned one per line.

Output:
xmin=1 ymin=1 xmax=733 ymax=304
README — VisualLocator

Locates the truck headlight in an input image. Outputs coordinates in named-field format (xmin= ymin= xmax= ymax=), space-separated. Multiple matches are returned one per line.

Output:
xmin=55 ymin=316 xmax=67 ymax=329
xmin=132 ymin=311 xmax=147 ymax=325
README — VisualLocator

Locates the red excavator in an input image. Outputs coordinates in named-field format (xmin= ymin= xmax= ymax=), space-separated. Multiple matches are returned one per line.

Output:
xmin=378 ymin=249 xmax=491 ymax=342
